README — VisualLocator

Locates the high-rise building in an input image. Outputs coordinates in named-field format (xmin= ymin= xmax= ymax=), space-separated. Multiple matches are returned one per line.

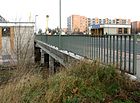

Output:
xmin=67 ymin=15 xmax=88 ymax=34
xmin=88 ymin=18 xmax=92 ymax=27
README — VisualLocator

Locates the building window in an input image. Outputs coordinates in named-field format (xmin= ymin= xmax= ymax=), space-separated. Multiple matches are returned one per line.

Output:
xmin=122 ymin=20 xmax=126 ymax=24
xmin=118 ymin=28 xmax=122 ymax=34
xmin=113 ymin=20 xmax=115 ymax=24
xmin=116 ymin=19 xmax=119 ymax=24
xmin=124 ymin=28 xmax=127 ymax=34
xmin=2 ymin=27 xmax=10 ymax=37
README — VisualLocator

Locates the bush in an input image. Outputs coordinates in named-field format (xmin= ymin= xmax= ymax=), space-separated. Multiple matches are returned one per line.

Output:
xmin=45 ymin=61 xmax=140 ymax=103
xmin=0 ymin=60 xmax=140 ymax=103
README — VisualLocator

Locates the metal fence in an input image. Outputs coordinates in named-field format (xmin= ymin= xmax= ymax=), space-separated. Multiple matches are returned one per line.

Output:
xmin=35 ymin=34 xmax=137 ymax=75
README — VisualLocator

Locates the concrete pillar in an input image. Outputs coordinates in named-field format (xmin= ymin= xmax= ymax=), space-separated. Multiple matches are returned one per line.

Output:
xmin=122 ymin=28 xmax=124 ymax=34
xmin=41 ymin=49 xmax=44 ymax=64
xmin=34 ymin=47 xmax=41 ymax=63
xmin=44 ymin=53 xmax=49 ymax=68
xmin=49 ymin=55 xmax=55 ymax=75
xmin=54 ymin=60 xmax=60 ymax=73
xmin=10 ymin=26 xmax=14 ymax=51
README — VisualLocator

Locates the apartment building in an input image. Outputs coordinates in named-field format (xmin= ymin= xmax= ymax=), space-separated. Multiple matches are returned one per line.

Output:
xmin=89 ymin=18 xmax=131 ymax=35
xmin=67 ymin=15 xmax=88 ymax=34
xmin=89 ymin=18 xmax=131 ymax=25
xmin=131 ymin=21 xmax=140 ymax=34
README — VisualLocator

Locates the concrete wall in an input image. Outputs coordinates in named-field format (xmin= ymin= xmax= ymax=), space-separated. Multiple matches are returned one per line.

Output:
xmin=0 ymin=27 xmax=11 ymax=64
xmin=0 ymin=25 xmax=34 ymax=65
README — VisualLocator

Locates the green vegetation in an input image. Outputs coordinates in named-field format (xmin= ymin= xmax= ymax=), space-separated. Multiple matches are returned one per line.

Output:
xmin=0 ymin=61 xmax=140 ymax=103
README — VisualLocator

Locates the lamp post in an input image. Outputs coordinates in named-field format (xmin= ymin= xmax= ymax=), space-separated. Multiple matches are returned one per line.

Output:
xmin=46 ymin=15 xmax=49 ymax=34
xmin=59 ymin=0 xmax=61 ymax=48
xmin=59 ymin=0 xmax=61 ymax=31
xmin=35 ymin=15 xmax=38 ymax=34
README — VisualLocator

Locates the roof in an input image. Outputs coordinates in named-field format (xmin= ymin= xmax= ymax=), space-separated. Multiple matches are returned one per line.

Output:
xmin=100 ymin=24 xmax=131 ymax=28
xmin=0 ymin=22 xmax=35 ymax=27
xmin=0 ymin=15 xmax=7 ymax=22
xmin=90 ymin=24 xmax=131 ymax=29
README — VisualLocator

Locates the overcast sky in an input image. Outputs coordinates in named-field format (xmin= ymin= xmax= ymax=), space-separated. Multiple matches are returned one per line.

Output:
xmin=0 ymin=0 xmax=140 ymax=31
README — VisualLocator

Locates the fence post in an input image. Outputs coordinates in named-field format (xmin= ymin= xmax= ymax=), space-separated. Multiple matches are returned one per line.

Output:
xmin=116 ymin=36 xmax=119 ymax=66
xmin=104 ymin=35 xmax=106 ymax=63
xmin=120 ymin=35 xmax=122 ymax=70
xmin=110 ymin=35 xmax=112 ymax=63
xmin=133 ymin=34 xmax=137 ymax=75
xmin=59 ymin=32 xmax=61 ymax=49
xmin=129 ymin=35 xmax=131 ymax=73
xmin=124 ymin=35 xmax=127 ymax=71
xmin=113 ymin=35 xmax=115 ymax=64
xmin=107 ymin=35 xmax=108 ymax=64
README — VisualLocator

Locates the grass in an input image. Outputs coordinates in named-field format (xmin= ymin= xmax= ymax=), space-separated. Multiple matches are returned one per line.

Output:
xmin=44 ymin=61 xmax=140 ymax=103
xmin=0 ymin=69 xmax=14 ymax=85
xmin=0 ymin=60 xmax=140 ymax=103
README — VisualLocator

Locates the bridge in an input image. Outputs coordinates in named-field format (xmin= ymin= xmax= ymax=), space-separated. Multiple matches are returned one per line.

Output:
xmin=35 ymin=34 xmax=140 ymax=79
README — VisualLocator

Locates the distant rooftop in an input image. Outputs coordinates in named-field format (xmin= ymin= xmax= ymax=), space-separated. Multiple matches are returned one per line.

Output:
xmin=0 ymin=22 xmax=35 ymax=27
xmin=0 ymin=15 xmax=7 ymax=22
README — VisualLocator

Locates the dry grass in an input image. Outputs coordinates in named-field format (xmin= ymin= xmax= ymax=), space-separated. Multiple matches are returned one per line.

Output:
xmin=0 ymin=64 xmax=46 ymax=103
xmin=0 ymin=60 xmax=140 ymax=103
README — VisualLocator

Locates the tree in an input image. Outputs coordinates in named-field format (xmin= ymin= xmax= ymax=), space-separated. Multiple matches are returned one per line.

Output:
xmin=38 ymin=28 xmax=42 ymax=34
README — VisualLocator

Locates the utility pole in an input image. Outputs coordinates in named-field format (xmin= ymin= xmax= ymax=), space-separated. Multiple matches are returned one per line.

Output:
xmin=59 ymin=0 xmax=61 ymax=48
xmin=59 ymin=0 xmax=61 ymax=31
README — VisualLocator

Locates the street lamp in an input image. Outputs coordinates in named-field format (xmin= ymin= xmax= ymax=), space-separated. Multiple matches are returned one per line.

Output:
xmin=46 ymin=15 xmax=49 ymax=34
xmin=35 ymin=15 xmax=38 ymax=34
xmin=59 ymin=0 xmax=61 ymax=48
xmin=59 ymin=0 xmax=61 ymax=31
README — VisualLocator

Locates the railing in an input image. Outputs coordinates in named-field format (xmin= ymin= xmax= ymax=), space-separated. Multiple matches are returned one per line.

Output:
xmin=35 ymin=34 xmax=138 ymax=75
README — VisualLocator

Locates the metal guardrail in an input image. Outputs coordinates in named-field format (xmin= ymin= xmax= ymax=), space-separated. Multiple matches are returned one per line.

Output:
xmin=35 ymin=34 xmax=137 ymax=75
